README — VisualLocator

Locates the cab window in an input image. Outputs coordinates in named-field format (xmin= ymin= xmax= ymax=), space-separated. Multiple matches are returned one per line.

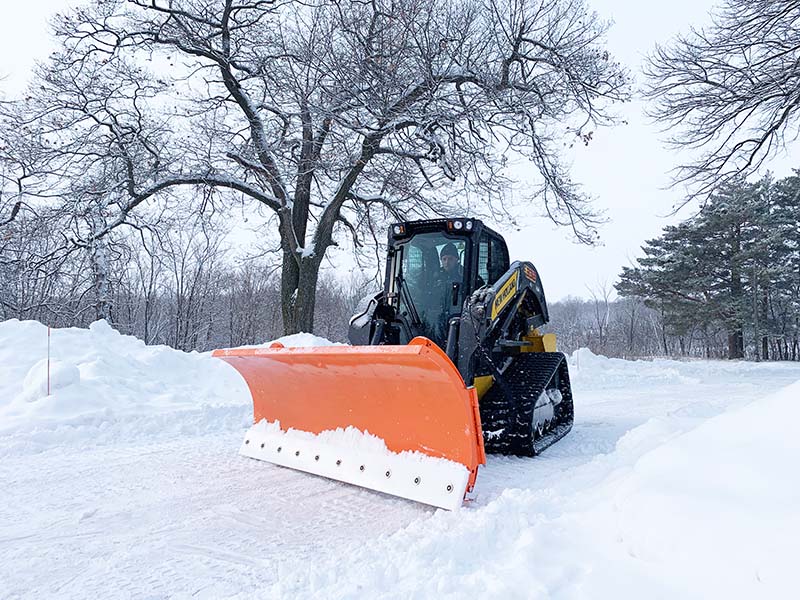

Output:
xmin=477 ymin=233 xmax=509 ymax=287
xmin=489 ymin=236 xmax=509 ymax=283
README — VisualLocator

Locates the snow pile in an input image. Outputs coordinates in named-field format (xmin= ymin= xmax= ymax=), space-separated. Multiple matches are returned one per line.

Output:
xmin=596 ymin=382 xmax=800 ymax=594
xmin=0 ymin=320 xmax=332 ymax=453
xmin=220 ymin=331 xmax=343 ymax=350
xmin=20 ymin=358 xmax=81 ymax=401
xmin=0 ymin=320 xmax=242 ymax=429
xmin=252 ymin=419 xmax=404 ymax=454
xmin=569 ymin=346 xmax=800 ymax=390
xmin=274 ymin=332 xmax=343 ymax=347
xmin=570 ymin=347 xmax=701 ymax=387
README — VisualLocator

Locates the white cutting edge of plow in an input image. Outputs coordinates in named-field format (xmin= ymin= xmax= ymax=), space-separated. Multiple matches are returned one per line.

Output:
xmin=240 ymin=422 xmax=471 ymax=510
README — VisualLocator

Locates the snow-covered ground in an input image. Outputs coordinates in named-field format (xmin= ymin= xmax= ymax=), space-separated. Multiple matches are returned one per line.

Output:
xmin=2 ymin=319 xmax=799 ymax=599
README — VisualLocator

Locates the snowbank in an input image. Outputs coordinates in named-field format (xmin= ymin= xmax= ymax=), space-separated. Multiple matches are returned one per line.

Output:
xmin=0 ymin=319 xmax=332 ymax=431
xmin=568 ymin=346 xmax=800 ymax=390
xmin=0 ymin=320 xmax=241 ymax=428
xmin=0 ymin=320 xmax=333 ymax=452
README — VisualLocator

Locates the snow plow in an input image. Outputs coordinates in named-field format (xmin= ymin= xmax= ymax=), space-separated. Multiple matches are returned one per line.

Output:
xmin=214 ymin=218 xmax=574 ymax=509
xmin=214 ymin=338 xmax=484 ymax=510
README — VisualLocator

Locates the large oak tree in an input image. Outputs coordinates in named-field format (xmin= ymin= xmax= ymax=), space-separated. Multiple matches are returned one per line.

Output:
xmin=4 ymin=0 xmax=629 ymax=334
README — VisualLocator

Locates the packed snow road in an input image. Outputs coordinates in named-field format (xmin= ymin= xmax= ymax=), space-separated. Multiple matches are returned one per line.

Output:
xmin=2 ymin=320 xmax=799 ymax=598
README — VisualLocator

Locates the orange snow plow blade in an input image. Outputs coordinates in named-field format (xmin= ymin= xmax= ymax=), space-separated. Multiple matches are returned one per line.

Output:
xmin=213 ymin=337 xmax=485 ymax=509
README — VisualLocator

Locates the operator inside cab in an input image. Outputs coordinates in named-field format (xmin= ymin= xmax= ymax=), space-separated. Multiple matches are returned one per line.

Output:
xmin=438 ymin=243 xmax=463 ymax=281
xmin=436 ymin=242 xmax=466 ymax=314
xmin=425 ymin=242 xmax=463 ymax=344
xmin=396 ymin=235 xmax=466 ymax=346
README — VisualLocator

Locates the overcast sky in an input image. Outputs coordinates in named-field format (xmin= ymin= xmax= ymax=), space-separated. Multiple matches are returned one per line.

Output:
xmin=2 ymin=1 xmax=796 ymax=301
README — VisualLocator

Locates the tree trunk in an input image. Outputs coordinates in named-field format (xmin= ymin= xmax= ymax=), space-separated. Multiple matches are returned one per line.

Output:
xmin=727 ymin=226 xmax=744 ymax=360
xmin=760 ymin=289 xmax=769 ymax=360
xmin=627 ymin=311 xmax=636 ymax=354
xmin=727 ymin=330 xmax=744 ymax=359
xmin=752 ymin=266 xmax=760 ymax=361
xmin=280 ymin=250 xmax=323 ymax=335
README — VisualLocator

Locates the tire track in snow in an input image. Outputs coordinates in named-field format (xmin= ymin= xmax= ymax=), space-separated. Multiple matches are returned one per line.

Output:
xmin=0 ymin=431 xmax=428 ymax=598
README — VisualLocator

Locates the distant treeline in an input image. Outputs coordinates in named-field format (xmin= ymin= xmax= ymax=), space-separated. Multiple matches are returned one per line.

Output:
xmin=0 ymin=214 xmax=366 ymax=352
xmin=2 ymin=173 xmax=799 ymax=361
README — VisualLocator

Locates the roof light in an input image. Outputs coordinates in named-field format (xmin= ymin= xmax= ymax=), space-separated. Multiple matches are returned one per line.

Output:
xmin=393 ymin=224 xmax=406 ymax=235
xmin=453 ymin=220 xmax=463 ymax=230
xmin=465 ymin=220 xmax=473 ymax=230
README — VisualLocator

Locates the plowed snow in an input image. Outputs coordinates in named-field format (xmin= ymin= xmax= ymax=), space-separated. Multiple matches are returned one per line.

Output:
xmin=1 ymin=320 xmax=799 ymax=599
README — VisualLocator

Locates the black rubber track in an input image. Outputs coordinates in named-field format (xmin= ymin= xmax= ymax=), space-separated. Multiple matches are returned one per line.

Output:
xmin=479 ymin=352 xmax=574 ymax=457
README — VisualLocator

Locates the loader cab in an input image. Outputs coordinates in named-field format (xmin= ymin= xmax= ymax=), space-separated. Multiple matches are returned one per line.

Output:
xmin=385 ymin=218 xmax=510 ymax=347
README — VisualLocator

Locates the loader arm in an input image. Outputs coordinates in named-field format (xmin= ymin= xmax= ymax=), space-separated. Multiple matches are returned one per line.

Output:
xmin=456 ymin=260 xmax=550 ymax=384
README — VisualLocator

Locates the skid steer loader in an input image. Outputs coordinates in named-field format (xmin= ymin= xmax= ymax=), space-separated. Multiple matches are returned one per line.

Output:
xmin=214 ymin=218 xmax=574 ymax=509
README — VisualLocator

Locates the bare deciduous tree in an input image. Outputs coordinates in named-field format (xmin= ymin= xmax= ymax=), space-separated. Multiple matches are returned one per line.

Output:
xmin=586 ymin=280 xmax=612 ymax=352
xmin=5 ymin=0 xmax=629 ymax=334
xmin=645 ymin=0 xmax=800 ymax=200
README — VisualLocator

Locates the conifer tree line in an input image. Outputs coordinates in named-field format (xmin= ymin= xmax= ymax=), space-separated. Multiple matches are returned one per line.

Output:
xmin=617 ymin=172 xmax=800 ymax=361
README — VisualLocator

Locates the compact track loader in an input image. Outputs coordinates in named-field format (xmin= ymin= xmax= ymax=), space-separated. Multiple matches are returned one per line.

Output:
xmin=214 ymin=218 xmax=574 ymax=509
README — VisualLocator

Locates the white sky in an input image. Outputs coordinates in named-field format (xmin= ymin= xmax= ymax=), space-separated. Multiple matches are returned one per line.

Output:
xmin=1 ymin=0 xmax=797 ymax=301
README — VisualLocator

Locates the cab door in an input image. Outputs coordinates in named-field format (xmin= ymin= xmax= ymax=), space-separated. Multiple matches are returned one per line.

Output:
xmin=476 ymin=232 xmax=510 ymax=288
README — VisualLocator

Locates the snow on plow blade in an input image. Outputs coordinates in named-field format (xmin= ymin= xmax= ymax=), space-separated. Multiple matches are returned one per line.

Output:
xmin=213 ymin=337 xmax=485 ymax=510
